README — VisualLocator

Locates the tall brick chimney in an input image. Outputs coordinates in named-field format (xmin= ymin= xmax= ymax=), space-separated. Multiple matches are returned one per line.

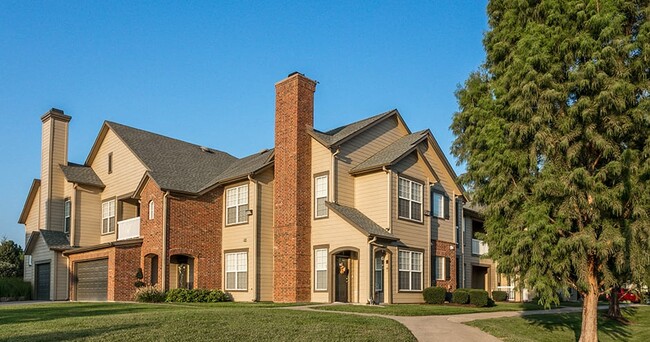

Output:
xmin=273 ymin=72 xmax=316 ymax=302
xmin=40 ymin=108 xmax=71 ymax=231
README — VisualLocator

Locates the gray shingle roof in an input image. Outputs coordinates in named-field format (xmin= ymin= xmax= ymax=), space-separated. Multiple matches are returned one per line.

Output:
xmin=310 ymin=109 xmax=397 ymax=147
xmin=208 ymin=148 xmax=274 ymax=186
xmin=107 ymin=122 xmax=238 ymax=194
xmin=60 ymin=163 xmax=105 ymax=188
xmin=326 ymin=202 xmax=397 ymax=240
xmin=39 ymin=230 xmax=71 ymax=250
xmin=350 ymin=130 xmax=429 ymax=174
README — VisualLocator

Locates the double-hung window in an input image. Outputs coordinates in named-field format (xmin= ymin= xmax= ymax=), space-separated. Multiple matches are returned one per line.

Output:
xmin=432 ymin=191 xmax=445 ymax=219
xmin=314 ymin=175 xmax=328 ymax=218
xmin=398 ymin=250 xmax=422 ymax=291
xmin=226 ymin=185 xmax=249 ymax=225
xmin=102 ymin=200 xmax=116 ymax=234
xmin=435 ymin=256 xmax=451 ymax=281
xmin=64 ymin=199 xmax=71 ymax=233
xmin=314 ymin=248 xmax=328 ymax=290
xmin=398 ymin=177 xmax=423 ymax=221
xmin=225 ymin=252 xmax=248 ymax=290
xmin=148 ymin=200 xmax=155 ymax=220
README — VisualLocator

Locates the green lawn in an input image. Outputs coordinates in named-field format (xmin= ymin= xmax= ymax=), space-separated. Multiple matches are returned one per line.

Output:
xmin=313 ymin=301 xmax=576 ymax=316
xmin=0 ymin=302 xmax=415 ymax=341
xmin=467 ymin=306 xmax=650 ymax=342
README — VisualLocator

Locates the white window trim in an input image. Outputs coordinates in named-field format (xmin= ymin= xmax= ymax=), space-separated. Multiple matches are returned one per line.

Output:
xmin=148 ymin=200 xmax=155 ymax=220
xmin=314 ymin=248 xmax=328 ymax=291
xmin=398 ymin=250 xmax=423 ymax=291
xmin=102 ymin=199 xmax=116 ymax=234
xmin=398 ymin=177 xmax=423 ymax=222
xmin=225 ymin=252 xmax=248 ymax=291
xmin=226 ymin=184 xmax=249 ymax=225
xmin=64 ymin=198 xmax=71 ymax=233
xmin=432 ymin=192 xmax=445 ymax=219
xmin=314 ymin=175 xmax=328 ymax=218
xmin=435 ymin=256 xmax=446 ymax=281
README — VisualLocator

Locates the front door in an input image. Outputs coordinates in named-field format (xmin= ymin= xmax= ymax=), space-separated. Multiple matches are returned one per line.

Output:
xmin=35 ymin=263 xmax=50 ymax=300
xmin=335 ymin=256 xmax=349 ymax=302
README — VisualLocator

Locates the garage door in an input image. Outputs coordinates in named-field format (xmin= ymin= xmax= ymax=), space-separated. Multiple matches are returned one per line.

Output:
xmin=35 ymin=263 xmax=51 ymax=300
xmin=76 ymin=259 xmax=108 ymax=301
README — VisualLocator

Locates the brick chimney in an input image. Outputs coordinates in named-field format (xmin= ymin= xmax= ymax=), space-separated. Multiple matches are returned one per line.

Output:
xmin=40 ymin=108 xmax=71 ymax=231
xmin=273 ymin=72 xmax=316 ymax=302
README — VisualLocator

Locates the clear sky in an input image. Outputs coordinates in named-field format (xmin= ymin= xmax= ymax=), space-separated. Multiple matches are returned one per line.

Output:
xmin=0 ymin=1 xmax=488 ymax=246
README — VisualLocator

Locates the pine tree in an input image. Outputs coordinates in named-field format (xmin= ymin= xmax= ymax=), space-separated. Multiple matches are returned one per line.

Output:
xmin=451 ymin=1 xmax=650 ymax=341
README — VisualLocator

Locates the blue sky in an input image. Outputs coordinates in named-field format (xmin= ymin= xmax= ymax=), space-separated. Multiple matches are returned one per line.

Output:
xmin=0 ymin=1 xmax=488 ymax=246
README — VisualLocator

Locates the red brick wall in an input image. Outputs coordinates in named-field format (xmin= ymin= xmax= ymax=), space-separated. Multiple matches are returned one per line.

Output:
xmin=273 ymin=73 xmax=316 ymax=302
xmin=139 ymin=179 xmax=164 ymax=286
xmin=433 ymin=240 xmax=457 ymax=290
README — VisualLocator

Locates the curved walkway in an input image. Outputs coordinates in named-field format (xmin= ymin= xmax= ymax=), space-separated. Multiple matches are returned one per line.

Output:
xmin=285 ymin=304 xmax=625 ymax=342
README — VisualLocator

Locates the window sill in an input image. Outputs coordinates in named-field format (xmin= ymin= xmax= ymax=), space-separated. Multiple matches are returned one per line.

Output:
xmin=225 ymin=289 xmax=249 ymax=292
xmin=397 ymin=289 xmax=423 ymax=293
xmin=225 ymin=221 xmax=249 ymax=227
xmin=397 ymin=216 xmax=424 ymax=224
xmin=101 ymin=231 xmax=115 ymax=236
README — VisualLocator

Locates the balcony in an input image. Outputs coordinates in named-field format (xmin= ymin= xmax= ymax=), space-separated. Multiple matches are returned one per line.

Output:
xmin=496 ymin=285 xmax=515 ymax=301
xmin=472 ymin=238 xmax=489 ymax=256
xmin=117 ymin=217 xmax=140 ymax=240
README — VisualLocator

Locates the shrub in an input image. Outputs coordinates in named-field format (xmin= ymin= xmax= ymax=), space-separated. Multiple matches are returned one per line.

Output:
xmin=469 ymin=289 xmax=489 ymax=307
xmin=134 ymin=286 xmax=165 ymax=303
xmin=492 ymin=290 xmax=508 ymax=302
xmin=423 ymin=287 xmax=446 ymax=304
xmin=165 ymin=288 xmax=231 ymax=303
xmin=452 ymin=288 xmax=470 ymax=304
xmin=0 ymin=277 xmax=31 ymax=300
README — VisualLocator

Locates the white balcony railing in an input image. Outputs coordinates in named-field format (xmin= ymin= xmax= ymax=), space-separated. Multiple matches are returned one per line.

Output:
xmin=496 ymin=285 xmax=516 ymax=301
xmin=472 ymin=238 xmax=489 ymax=256
xmin=117 ymin=217 xmax=140 ymax=240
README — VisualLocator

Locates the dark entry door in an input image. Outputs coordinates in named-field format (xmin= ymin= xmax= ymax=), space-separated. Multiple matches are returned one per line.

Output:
xmin=374 ymin=253 xmax=384 ymax=304
xmin=36 ymin=263 xmax=51 ymax=300
xmin=76 ymin=259 xmax=108 ymax=301
xmin=335 ymin=256 xmax=349 ymax=302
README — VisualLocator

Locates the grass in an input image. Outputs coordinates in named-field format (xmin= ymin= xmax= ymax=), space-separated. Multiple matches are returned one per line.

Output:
xmin=467 ymin=306 xmax=650 ymax=342
xmin=313 ymin=301 xmax=579 ymax=316
xmin=0 ymin=302 xmax=415 ymax=341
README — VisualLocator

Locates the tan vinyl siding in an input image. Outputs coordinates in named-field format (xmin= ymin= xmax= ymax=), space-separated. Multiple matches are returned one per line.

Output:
xmin=222 ymin=180 xmax=254 ymax=301
xmin=30 ymin=236 xmax=54 ymax=299
xmin=39 ymin=120 xmax=50 ymax=229
xmin=256 ymin=168 xmax=274 ymax=302
xmin=25 ymin=187 xmax=41 ymax=233
xmin=311 ymin=138 xmax=331 ymax=174
xmin=49 ymin=120 xmax=69 ymax=232
xmin=336 ymin=116 xmax=408 ymax=207
xmin=91 ymin=129 xmax=147 ymax=200
xmin=311 ymin=213 xmax=368 ymax=303
xmin=55 ymin=253 xmax=68 ymax=300
xmin=76 ymin=186 xmax=102 ymax=247
xmin=354 ymin=172 xmax=389 ymax=228
xmin=120 ymin=202 xmax=138 ymax=220
xmin=389 ymin=245 xmax=427 ymax=303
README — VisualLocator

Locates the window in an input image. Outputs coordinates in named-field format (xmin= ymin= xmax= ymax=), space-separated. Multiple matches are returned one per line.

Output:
xmin=374 ymin=255 xmax=383 ymax=291
xmin=108 ymin=152 xmax=113 ymax=174
xmin=435 ymin=256 xmax=451 ymax=281
xmin=398 ymin=250 xmax=422 ymax=291
xmin=432 ymin=191 xmax=445 ymax=218
xmin=226 ymin=184 xmax=249 ymax=225
xmin=148 ymin=200 xmax=155 ymax=220
xmin=225 ymin=252 xmax=248 ymax=290
xmin=398 ymin=177 xmax=423 ymax=221
xmin=314 ymin=175 xmax=328 ymax=218
xmin=314 ymin=248 xmax=328 ymax=290
xmin=102 ymin=200 xmax=116 ymax=234
xmin=64 ymin=199 xmax=71 ymax=233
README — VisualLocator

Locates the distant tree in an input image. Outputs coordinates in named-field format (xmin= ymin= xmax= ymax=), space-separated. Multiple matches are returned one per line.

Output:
xmin=0 ymin=237 xmax=24 ymax=278
xmin=451 ymin=1 xmax=650 ymax=341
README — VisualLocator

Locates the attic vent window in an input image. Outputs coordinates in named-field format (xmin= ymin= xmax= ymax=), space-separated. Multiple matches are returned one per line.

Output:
xmin=108 ymin=152 xmax=113 ymax=174
xmin=200 ymin=146 xmax=213 ymax=153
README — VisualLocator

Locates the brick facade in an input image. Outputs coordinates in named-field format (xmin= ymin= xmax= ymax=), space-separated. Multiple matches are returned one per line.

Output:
xmin=273 ymin=73 xmax=316 ymax=302
xmin=139 ymin=179 xmax=164 ymax=286
xmin=432 ymin=240 xmax=457 ymax=290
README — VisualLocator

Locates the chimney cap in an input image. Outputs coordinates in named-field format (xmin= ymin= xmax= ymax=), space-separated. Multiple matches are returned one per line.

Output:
xmin=41 ymin=107 xmax=71 ymax=123
xmin=287 ymin=71 xmax=304 ymax=78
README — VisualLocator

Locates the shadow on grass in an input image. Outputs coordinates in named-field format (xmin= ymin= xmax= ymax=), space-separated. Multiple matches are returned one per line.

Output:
xmin=0 ymin=303 xmax=155 ymax=326
xmin=0 ymin=322 xmax=149 ymax=342
xmin=522 ymin=307 xmax=637 ymax=341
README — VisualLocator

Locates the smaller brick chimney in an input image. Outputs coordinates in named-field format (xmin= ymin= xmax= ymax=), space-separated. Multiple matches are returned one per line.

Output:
xmin=273 ymin=72 xmax=317 ymax=302
xmin=40 ymin=108 xmax=71 ymax=231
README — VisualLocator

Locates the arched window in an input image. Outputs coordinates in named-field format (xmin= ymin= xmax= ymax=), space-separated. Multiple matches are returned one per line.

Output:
xmin=148 ymin=200 xmax=154 ymax=220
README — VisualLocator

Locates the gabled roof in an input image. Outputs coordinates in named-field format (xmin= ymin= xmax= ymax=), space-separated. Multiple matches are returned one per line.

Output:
xmin=18 ymin=179 xmax=40 ymax=224
xmin=25 ymin=230 xmax=71 ymax=254
xmin=326 ymin=202 xmax=398 ymax=240
xmin=87 ymin=121 xmax=238 ymax=194
xmin=424 ymin=133 xmax=467 ymax=199
xmin=60 ymin=163 xmax=105 ymax=188
xmin=309 ymin=109 xmax=406 ymax=148
xmin=350 ymin=130 xmax=432 ymax=175
xmin=205 ymin=148 xmax=274 ymax=188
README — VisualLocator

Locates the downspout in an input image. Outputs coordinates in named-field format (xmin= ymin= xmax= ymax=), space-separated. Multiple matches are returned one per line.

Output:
xmin=248 ymin=174 xmax=259 ymax=302
xmin=332 ymin=147 xmax=340 ymax=203
xmin=460 ymin=198 xmax=466 ymax=288
xmin=71 ymin=184 xmax=78 ymax=247
xmin=383 ymin=166 xmax=391 ymax=232
xmin=161 ymin=191 xmax=170 ymax=291
xmin=368 ymin=236 xmax=378 ymax=304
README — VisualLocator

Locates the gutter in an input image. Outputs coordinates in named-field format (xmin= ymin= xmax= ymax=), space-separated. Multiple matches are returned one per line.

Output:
xmin=383 ymin=166 xmax=391 ymax=232
xmin=162 ymin=191 xmax=170 ymax=291
xmin=248 ymin=174 xmax=259 ymax=301
xmin=368 ymin=236 xmax=377 ymax=304
xmin=332 ymin=147 xmax=340 ymax=203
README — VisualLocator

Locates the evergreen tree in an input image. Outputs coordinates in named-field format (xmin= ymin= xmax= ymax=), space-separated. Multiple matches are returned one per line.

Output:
xmin=451 ymin=1 xmax=650 ymax=341
xmin=0 ymin=237 xmax=24 ymax=278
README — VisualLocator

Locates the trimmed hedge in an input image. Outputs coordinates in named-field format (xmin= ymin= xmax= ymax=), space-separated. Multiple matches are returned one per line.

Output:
xmin=492 ymin=290 xmax=508 ymax=302
xmin=452 ymin=288 xmax=470 ymax=304
xmin=0 ymin=277 xmax=31 ymax=301
xmin=469 ymin=289 xmax=489 ymax=307
xmin=134 ymin=286 xmax=165 ymax=303
xmin=165 ymin=288 xmax=231 ymax=303
xmin=423 ymin=287 xmax=446 ymax=304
